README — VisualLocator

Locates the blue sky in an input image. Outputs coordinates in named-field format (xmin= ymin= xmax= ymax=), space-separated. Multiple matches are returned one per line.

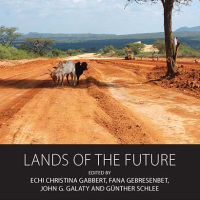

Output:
xmin=0 ymin=0 xmax=199 ymax=35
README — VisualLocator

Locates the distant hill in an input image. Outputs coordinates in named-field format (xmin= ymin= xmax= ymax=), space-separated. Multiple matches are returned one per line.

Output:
xmin=20 ymin=32 xmax=117 ymax=40
xmin=175 ymin=26 xmax=200 ymax=32
xmin=15 ymin=31 xmax=200 ymax=51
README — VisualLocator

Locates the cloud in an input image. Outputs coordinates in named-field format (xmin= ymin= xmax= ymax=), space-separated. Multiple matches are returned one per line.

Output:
xmin=0 ymin=0 xmax=124 ymax=15
xmin=0 ymin=0 xmax=199 ymax=34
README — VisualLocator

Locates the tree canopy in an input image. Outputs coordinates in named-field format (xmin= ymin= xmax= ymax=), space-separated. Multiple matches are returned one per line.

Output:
xmin=104 ymin=45 xmax=115 ymax=53
xmin=20 ymin=38 xmax=55 ymax=55
xmin=153 ymin=40 xmax=165 ymax=53
xmin=125 ymin=0 xmax=192 ymax=8
xmin=0 ymin=26 xmax=22 ymax=47
xmin=126 ymin=42 xmax=145 ymax=55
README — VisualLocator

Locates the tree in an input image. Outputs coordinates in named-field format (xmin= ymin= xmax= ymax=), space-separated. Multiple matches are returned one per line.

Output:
xmin=78 ymin=48 xmax=86 ymax=53
xmin=52 ymin=48 xmax=61 ymax=57
xmin=21 ymin=38 xmax=55 ymax=55
xmin=153 ymin=40 xmax=165 ymax=53
xmin=126 ymin=42 xmax=145 ymax=55
xmin=125 ymin=0 xmax=192 ymax=76
xmin=67 ymin=49 xmax=76 ymax=56
xmin=67 ymin=49 xmax=72 ymax=56
xmin=0 ymin=26 xmax=22 ymax=47
xmin=91 ymin=47 xmax=97 ymax=52
xmin=104 ymin=45 xmax=115 ymax=53
xmin=98 ymin=48 xmax=104 ymax=54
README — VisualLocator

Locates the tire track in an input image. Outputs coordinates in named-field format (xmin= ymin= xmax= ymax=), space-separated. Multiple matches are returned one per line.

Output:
xmin=0 ymin=80 xmax=50 ymax=142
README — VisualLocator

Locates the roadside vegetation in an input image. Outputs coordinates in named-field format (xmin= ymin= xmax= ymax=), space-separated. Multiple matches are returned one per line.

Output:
xmin=97 ymin=40 xmax=200 ymax=59
xmin=0 ymin=45 xmax=37 ymax=60
xmin=153 ymin=40 xmax=200 ymax=58
xmin=98 ymin=43 xmax=145 ymax=58
xmin=98 ymin=43 xmax=158 ymax=58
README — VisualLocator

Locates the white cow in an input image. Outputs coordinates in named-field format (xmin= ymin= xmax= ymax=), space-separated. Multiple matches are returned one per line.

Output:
xmin=48 ymin=61 xmax=77 ymax=86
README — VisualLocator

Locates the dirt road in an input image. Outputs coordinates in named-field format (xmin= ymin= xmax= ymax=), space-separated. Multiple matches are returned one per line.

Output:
xmin=0 ymin=54 xmax=200 ymax=144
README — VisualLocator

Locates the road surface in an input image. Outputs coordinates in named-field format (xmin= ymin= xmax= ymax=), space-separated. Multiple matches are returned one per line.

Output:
xmin=0 ymin=54 xmax=199 ymax=144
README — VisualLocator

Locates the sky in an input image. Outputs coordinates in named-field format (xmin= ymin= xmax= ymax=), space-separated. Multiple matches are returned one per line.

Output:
xmin=0 ymin=0 xmax=200 ymax=35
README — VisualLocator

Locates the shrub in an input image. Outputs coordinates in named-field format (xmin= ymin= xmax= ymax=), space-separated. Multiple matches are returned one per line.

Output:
xmin=97 ymin=48 xmax=104 ymax=54
xmin=52 ymin=49 xmax=61 ymax=57
xmin=125 ymin=42 xmax=145 ymax=55
xmin=113 ymin=49 xmax=126 ymax=57
xmin=104 ymin=45 xmax=115 ymax=53
xmin=153 ymin=40 xmax=165 ymax=53
xmin=0 ymin=45 xmax=37 ymax=60
xmin=179 ymin=44 xmax=200 ymax=57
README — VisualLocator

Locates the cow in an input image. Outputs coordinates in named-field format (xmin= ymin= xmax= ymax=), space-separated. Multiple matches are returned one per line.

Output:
xmin=66 ymin=62 xmax=88 ymax=85
xmin=48 ymin=60 xmax=77 ymax=86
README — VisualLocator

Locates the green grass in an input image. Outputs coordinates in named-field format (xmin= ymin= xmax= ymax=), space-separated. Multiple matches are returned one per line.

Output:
xmin=0 ymin=45 xmax=86 ymax=60
xmin=0 ymin=45 xmax=37 ymax=60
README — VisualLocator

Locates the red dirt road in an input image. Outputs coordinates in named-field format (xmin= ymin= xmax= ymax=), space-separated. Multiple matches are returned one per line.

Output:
xmin=0 ymin=54 xmax=200 ymax=144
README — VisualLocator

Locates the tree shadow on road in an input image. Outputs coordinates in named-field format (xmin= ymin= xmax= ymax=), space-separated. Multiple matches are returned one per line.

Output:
xmin=0 ymin=76 xmax=166 ymax=90
xmin=0 ymin=78 xmax=55 ymax=89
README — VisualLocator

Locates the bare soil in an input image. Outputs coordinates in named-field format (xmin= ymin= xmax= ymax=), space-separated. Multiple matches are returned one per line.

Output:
xmin=0 ymin=54 xmax=199 ymax=144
